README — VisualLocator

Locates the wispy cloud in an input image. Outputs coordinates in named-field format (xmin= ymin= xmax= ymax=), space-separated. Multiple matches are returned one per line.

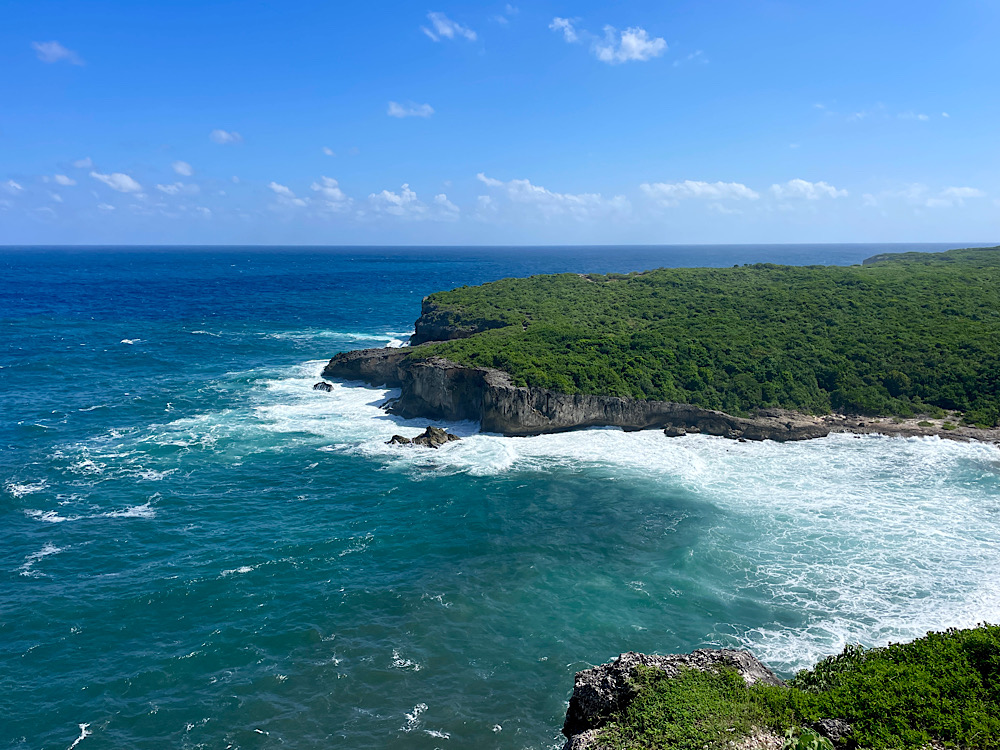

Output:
xmin=421 ymin=12 xmax=476 ymax=42
xmin=641 ymin=180 xmax=759 ymax=206
xmin=209 ymin=129 xmax=243 ymax=145
xmin=268 ymin=181 xmax=306 ymax=207
xmin=477 ymin=173 xmax=631 ymax=220
xmin=673 ymin=50 xmax=707 ymax=67
xmin=388 ymin=101 xmax=435 ymax=118
xmin=771 ymin=179 xmax=847 ymax=200
xmin=172 ymin=161 xmax=193 ymax=176
xmin=322 ymin=147 xmax=335 ymax=156
xmin=72 ymin=157 xmax=93 ymax=169
xmin=3 ymin=180 xmax=24 ymax=194
xmin=32 ymin=41 xmax=84 ymax=65
xmin=53 ymin=174 xmax=76 ymax=186
xmin=594 ymin=26 xmax=667 ymax=64
xmin=549 ymin=19 xmax=666 ymax=64
xmin=156 ymin=182 xmax=199 ymax=196
xmin=549 ymin=17 xmax=579 ymax=43
xmin=90 ymin=171 xmax=142 ymax=193
xmin=311 ymin=177 xmax=351 ymax=212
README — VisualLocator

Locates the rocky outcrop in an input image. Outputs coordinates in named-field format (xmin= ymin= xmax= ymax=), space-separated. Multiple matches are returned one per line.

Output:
xmin=323 ymin=347 xmax=1000 ymax=443
xmin=409 ymin=299 xmax=508 ymax=346
xmin=386 ymin=426 xmax=461 ymax=449
xmin=562 ymin=649 xmax=785 ymax=750
xmin=313 ymin=381 xmax=333 ymax=392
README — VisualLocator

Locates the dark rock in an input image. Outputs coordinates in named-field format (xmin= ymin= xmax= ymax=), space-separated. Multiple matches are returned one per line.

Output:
xmin=562 ymin=649 xmax=784 ymax=741
xmin=811 ymin=718 xmax=856 ymax=748
xmin=411 ymin=425 xmax=460 ymax=449
xmin=386 ymin=435 xmax=411 ymax=445
xmin=313 ymin=381 xmax=333 ymax=392
xmin=663 ymin=425 xmax=686 ymax=437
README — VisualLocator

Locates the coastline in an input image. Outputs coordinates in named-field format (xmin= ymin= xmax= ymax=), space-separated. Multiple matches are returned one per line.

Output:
xmin=322 ymin=346 xmax=1000 ymax=445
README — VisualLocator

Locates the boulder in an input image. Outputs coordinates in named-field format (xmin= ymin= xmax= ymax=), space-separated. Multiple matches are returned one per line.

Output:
xmin=663 ymin=425 xmax=687 ymax=438
xmin=313 ymin=382 xmax=333 ymax=392
xmin=411 ymin=425 xmax=460 ymax=449
xmin=811 ymin=719 xmax=856 ymax=748
xmin=386 ymin=435 xmax=411 ymax=445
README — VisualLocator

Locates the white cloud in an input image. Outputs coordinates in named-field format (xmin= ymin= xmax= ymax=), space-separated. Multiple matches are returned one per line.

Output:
xmin=594 ymin=26 xmax=667 ymax=64
xmin=641 ymin=180 xmax=759 ymax=206
xmin=210 ymin=129 xmax=243 ymax=145
xmin=388 ymin=101 xmax=434 ymax=118
xmin=311 ymin=176 xmax=351 ymax=211
xmin=172 ymin=160 xmax=193 ymax=176
xmin=770 ymin=178 xmax=847 ymax=200
xmin=97 ymin=203 xmax=115 ymax=212
xmin=549 ymin=17 xmax=579 ymax=43
xmin=942 ymin=112 xmax=950 ymax=118
xmin=421 ymin=12 xmax=476 ymax=42
xmin=369 ymin=184 xmax=426 ymax=217
xmin=268 ymin=181 xmax=307 ymax=207
xmin=899 ymin=111 xmax=930 ymax=121
xmin=32 ymin=41 xmax=84 ymax=65
xmin=941 ymin=186 xmax=986 ymax=199
xmin=72 ymin=157 xmax=93 ymax=169
xmin=156 ymin=182 xmax=199 ymax=196
xmin=231 ymin=176 xmax=240 ymax=184
xmin=477 ymin=173 xmax=631 ymax=220
xmin=322 ymin=147 xmax=335 ymax=156
xmin=195 ymin=207 xmax=212 ymax=218
xmin=91 ymin=171 xmax=142 ymax=193
xmin=4 ymin=179 xmax=24 ymax=194
xmin=50 ymin=192 xmax=63 ymax=203
xmin=53 ymin=174 xmax=76 ymax=186
xmin=434 ymin=193 xmax=460 ymax=216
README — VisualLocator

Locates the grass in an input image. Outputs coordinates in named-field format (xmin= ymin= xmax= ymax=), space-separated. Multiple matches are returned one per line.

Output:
xmin=591 ymin=625 xmax=1000 ymax=750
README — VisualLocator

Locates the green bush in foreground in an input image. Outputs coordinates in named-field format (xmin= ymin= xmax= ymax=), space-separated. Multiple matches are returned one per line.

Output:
xmin=415 ymin=247 xmax=1000 ymax=426
xmin=595 ymin=624 xmax=1000 ymax=749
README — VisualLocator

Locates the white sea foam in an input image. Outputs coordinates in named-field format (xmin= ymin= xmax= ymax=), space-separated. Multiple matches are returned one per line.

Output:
xmin=6 ymin=480 xmax=47 ymax=498
xmin=390 ymin=649 xmax=422 ymax=671
xmin=133 ymin=357 xmax=1000 ymax=672
xmin=188 ymin=330 xmax=221 ymax=337
xmin=25 ymin=509 xmax=77 ymax=523
xmin=67 ymin=723 xmax=91 ymax=749
xmin=424 ymin=729 xmax=450 ymax=739
xmin=220 ymin=565 xmax=258 ymax=577
xmin=120 ymin=339 xmax=140 ymax=345
xmin=19 ymin=543 xmax=66 ymax=578
xmin=77 ymin=405 xmax=107 ymax=412
xmin=401 ymin=703 xmax=428 ymax=732
xmin=103 ymin=502 xmax=156 ymax=519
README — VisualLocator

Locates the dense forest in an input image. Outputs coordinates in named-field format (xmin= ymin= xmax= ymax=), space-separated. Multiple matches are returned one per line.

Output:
xmin=413 ymin=247 xmax=1000 ymax=427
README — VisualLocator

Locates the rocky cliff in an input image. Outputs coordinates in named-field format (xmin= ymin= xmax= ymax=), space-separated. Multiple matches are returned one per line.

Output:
xmin=321 ymin=347 xmax=842 ymax=440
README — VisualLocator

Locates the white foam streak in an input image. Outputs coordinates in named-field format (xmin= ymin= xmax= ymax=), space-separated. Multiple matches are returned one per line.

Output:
xmin=67 ymin=723 xmax=91 ymax=750
xmin=103 ymin=502 xmax=156 ymax=519
xmin=19 ymin=543 xmax=66 ymax=577
xmin=6 ymin=480 xmax=47 ymax=498
xmin=401 ymin=703 xmax=428 ymax=732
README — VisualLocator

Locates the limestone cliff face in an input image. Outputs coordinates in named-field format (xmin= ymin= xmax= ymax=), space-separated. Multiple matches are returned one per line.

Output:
xmin=321 ymin=347 xmax=835 ymax=440
xmin=408 ymin=299 xmax=508 ymax=346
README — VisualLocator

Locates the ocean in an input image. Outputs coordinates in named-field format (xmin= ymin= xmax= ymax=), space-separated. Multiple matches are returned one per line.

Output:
xmin=3 ymin=244 xmax=999 ymax=750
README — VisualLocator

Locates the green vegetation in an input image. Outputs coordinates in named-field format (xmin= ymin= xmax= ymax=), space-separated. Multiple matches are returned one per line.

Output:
xmin=595 ymin=625 xmax=1000 ymax=750
xmin=415 ymin=247 xmax=1000 ymax=426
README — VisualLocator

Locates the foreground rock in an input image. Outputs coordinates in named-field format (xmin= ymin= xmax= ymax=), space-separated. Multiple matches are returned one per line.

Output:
xmin=562 ymin=650 xmax=785 ymax=750
xmin=385 ymin=425 xmax=460 ymax=449
xmin=323 ymin=348 xmax=1000 ymax=443
xmin=313 ymin=381 xmax=333 ymax=392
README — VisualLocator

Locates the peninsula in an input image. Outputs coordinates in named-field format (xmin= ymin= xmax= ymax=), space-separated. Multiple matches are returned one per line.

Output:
xmin=323 ymin=246 xmax=1000 ymax=442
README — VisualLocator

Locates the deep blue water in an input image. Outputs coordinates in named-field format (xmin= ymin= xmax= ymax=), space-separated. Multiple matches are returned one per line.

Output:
xmin=3 ymin=245 xmax=999 ymax=750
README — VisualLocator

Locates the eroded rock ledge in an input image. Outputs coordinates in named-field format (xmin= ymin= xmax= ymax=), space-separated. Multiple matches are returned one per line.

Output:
xmin=321 ymin=346 xmax=1000 ymax=442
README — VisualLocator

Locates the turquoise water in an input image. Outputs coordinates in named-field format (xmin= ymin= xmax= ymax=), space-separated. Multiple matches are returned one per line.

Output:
xmin=3 ymin=246 xmax=999 ymax=750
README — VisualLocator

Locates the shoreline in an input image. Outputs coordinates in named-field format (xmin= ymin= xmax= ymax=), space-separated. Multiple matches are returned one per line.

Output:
xmin=321 ymin=346 xmax=1000 ymax=446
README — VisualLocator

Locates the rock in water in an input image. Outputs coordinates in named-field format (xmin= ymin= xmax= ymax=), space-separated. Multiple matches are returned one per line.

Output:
xmin=384 ymin=426 xmax=460 ymax=449
xmin=313 ymin=382 xmax=333 ymax=392
xmin=411 ymin=426 xmax=460 ymax=449
xmin=663 ymin=425 xmax=686 ymax=437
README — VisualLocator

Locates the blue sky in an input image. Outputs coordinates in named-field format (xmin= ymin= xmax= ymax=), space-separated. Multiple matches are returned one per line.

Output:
xmin=2 ymin=0 xmax=999 ymax=245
